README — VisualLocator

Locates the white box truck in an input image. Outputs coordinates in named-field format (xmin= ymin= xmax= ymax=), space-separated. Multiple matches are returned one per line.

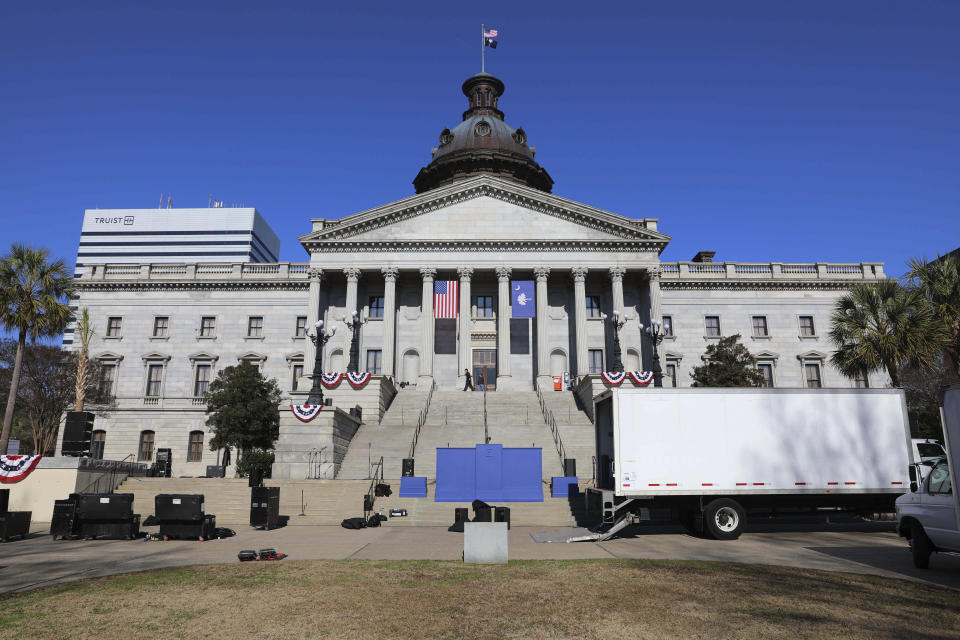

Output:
xmin=586 ymin=388 xmax=912 ymax=540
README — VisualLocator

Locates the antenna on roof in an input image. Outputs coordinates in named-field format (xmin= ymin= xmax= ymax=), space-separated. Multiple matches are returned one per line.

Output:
xmin=167 ymin=195 xmax=173 ymax=208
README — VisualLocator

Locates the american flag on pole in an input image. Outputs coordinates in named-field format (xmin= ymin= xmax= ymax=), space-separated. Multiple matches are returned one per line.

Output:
xmin=434 ymin=280 xmax=458 ymax=318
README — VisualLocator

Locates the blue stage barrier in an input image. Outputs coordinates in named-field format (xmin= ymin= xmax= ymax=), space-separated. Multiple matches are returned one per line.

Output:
xmin=399 ymin=476 xmax=428 ymax=498
xmin=435 ymin=445 xmax=543 ymax=502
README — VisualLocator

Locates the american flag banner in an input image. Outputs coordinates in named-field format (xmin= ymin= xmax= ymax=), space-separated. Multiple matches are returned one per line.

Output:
xmin=434 ymin=280 xmax=459 ymax=318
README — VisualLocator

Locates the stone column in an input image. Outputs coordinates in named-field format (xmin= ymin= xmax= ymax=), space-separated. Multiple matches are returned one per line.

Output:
xmin=343 ymin=268 xmax=361 ymax=369
xmin=648 ymin=266 xmax=663 ymax=372
xmin=457 ymin=267 xmax=474 ymax=385
xmin=381 ymin=267 xmax=399 ymax=377
xmin=609 ymin=266 xmax=627 ymax=364
xmin=534 ymin=266 xmax=551 ymax=388
xmin=419 ymin=267 xmax=437 ymax=380
xmin=495 ymin=266 xmax=512 ymax=387
xmin=571 ymin=266 xmax=588 ymax=377
xmin=304 ymin=268 xmax=323 ymax=374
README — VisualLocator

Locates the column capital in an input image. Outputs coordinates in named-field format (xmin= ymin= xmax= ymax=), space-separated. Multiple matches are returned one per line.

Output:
xmin=456 ymin=266 xmax=474 ymax=280
xmin=647 ymin=265 xmax=662 ymax=282
xmin=570 ymin=266 xmax=588 ymax=282
xmin=495 ymin=266 xmax=512 ymax=281
xmin=308 ymin=267 xmax=323 ymax=282
xmin=533 ymin=266 xmax=551 ymax=281
xmin=381 ymin=267 xmax=400 ymax=282
xmin=608 ymin=266 xmax=627 ymax=282
xmin=343 ymin=267 xmax=362 ymax=281
xmin=419 ymin=267 xmax=437 ymax=280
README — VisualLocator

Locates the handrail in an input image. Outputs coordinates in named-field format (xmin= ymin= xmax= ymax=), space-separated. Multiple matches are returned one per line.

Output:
xmin=408 ymin=380 xmax=436 ymax=459
xmin=306 ymin=447 xmax=327 ymax=479
xmin=365 ymin=455 xmax=385 ymax=513
xmin=535 ymin=387 xmax=567 ymax=473
xmin=483 ymin=385 xmax=489 ymax=444
xmin=77 ymin=453 xmax=137 ymax=495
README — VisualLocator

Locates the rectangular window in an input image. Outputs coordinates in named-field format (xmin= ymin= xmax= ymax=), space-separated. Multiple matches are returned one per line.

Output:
xmin=662 ymin=316 xmax=673 ymax=337
xmin=138 ymin=431 xmax=155 ymax=462
xmin=145 ymin=364 xmax=163 ymax=397
xmin=586 ymin=296 xmax=601 ymax=319
xmin=366 ymin=349 xmax=382 ymax=375
xmin=152 ymin=316 xmax=169 ymax=338
xmin=666 ymin=363 xmax=677 ymax=387
xmin=805 ymin=363 xmax=822 ymax=388
xmin=588 ymin=349 xmax=604 ymax=374
xmin=799 ymin=316 xmax=816 ymax=337
xmin=752 ymin=316 xmax=768 ymax=337
xmin=758 ymin=363 xmax=774 ymax=387
xmin=106 ymin=316 xmax=122 ymax=337
xmin=247 ymin=316 xmax=263 ymax=338
xmin=295 ymin=316 xmax=307 ymax=337
xmin=194 ymin=364 xmax=212 ymax=397
xmin=187 ymin=432 xmax=204 ymax=462
xmin=292 ymin=363 xmax=304 ymax=390
xmin=475 ymin=295 xmax=494 ymax=318
xmin=91 ymin=431 xmax=106 ymax=460
xmin=369 ymin=296 xmax=385 ymax=319
xmin=200 ymin=316 xmax=216 ymax=337
xmin=705 ymin=316 xmax=721 ymax=337
xmin=854 ymin=371 xmax=869 ymax=389
xmin=99 ymin=363 xmax=117 ymax=397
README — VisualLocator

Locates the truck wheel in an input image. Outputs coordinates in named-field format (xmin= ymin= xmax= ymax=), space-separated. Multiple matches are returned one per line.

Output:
xmin=703 ymin=499 xmax=745 ymax=540
xmin=910 ymin=523 xmax=933 ymax=569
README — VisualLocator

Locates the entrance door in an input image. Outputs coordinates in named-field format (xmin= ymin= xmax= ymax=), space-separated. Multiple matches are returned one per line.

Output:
xmin=473 ymin=349 xmax=496 ymax=391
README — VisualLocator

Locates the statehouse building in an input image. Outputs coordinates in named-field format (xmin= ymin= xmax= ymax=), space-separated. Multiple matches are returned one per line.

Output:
xmin=61 ymin=72 xmax=888 ymax=477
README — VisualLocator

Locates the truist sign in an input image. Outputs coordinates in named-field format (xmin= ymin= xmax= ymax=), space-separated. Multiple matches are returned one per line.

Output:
xmin=92 ymin=216 xmax=135 ymax=225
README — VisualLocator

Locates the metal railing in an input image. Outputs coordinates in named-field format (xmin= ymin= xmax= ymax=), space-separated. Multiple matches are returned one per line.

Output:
xmin=306 ymin=447 xmax=327 ymax=479
xmin=483 ymin=386 xmax=490 ymax=444
xmin=408 ymin=380 xmax=437 ymax=459
xmin=77 ymin=454 xmax=139 ymax=495
xmin=365 ymin=455 xmax=385 ymax=514
xmin=535 ymin=387 xmax=567 ymax=473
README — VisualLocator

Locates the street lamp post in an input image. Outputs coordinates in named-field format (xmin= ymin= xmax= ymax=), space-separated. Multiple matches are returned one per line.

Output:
xmin=343 ymin=309 xmax=369 ymax=373
xmin=306 ymin=320 xmax=336 ymax=405
xmin=639 ymin=320 xmax=665 ymax=388
xmin=600 ymin=309 xmax=627 ymax=372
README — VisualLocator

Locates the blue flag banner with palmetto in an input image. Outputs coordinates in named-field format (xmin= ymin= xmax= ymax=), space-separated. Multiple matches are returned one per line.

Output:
xmin=511 ymin=280 xmax=535 ymax=318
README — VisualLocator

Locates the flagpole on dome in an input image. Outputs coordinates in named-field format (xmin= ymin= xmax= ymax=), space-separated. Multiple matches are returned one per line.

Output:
xmin=481 ymin=23 xmax=485 ymax=73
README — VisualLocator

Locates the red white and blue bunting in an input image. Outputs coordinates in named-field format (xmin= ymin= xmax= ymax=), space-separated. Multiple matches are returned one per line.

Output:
xmin=320 ymin=372 xmax=344 ymax=388
xmin=291 ymin=404 xmax=323 ymax=422
xmin=0 ymin=455 xmax=43 ymax=484
xmin=601 ymin=371 xmax=654 ymax=386
xmin=346 ymin=372 xmax=371 ymax=388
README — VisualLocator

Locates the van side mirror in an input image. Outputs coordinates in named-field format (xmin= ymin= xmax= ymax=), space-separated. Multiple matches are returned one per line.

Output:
xmin=908 ymin=465 xmax=918 ymax=493
xmin=910 ymin=481 xmax=918 ymax=493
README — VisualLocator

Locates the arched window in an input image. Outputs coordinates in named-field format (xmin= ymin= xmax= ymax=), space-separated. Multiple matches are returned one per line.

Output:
xmin=138 ymin=430 xmax=155 ymax=461
xmin=187 ymin=431 xmax=204 ymax=462
xmin=91 ymin=430 xmax=106 ymax=460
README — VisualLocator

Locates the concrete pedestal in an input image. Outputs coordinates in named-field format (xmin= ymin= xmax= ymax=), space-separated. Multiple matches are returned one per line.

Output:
xmin=271 ymin=406 xmax=361 ymax=480
xmin=463 ymin=522 xmax=509 ymax=564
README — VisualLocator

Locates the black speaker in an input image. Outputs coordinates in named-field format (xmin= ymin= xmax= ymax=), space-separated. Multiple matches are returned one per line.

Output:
xmin=155 ymin=494 xmax=205 ymax=521
xmin=473 ymin=506 xmax=492 ymax=522
xmin=494 ymin=506 xmax=511 ymax=530
xmin=250 ymin=486 xmax=280 ymax=529
xmin=0 ymin=488 xmax=9 ymax=514
xmin=61 ymin=411 xmax=94 ymax=457
xmin=363 ymin=493 xmax=374 ymax=512
xmin=454 ymin=507 xmax=469 ymax=523
xmin=402 ymin=458 xmax=415 ymax=477
xmin=206 ymin=466 xmax=225 ymax=478
xmin=563 ymin=458 xmax=577 ymax=478
xmin=76 ymin=493 xmax=135 ymax=520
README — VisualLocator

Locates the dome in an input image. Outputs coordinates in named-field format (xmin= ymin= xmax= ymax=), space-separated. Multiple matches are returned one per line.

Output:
xmin=413 ymin=73 xmax=553 ymax=194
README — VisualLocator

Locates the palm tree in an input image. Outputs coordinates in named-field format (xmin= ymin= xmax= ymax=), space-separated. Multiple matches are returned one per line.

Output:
xmin=829 ymin=279 xmax=944 ymax=388
xmin=907 ymin=253 xmax=960 ymax=377
xmin=74 ymin=307 xmax=94 ymax=412
xmin=0 ymin=245 xmax=75 ymax=454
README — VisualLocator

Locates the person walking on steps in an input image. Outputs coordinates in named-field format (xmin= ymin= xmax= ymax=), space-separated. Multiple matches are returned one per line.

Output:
xmin=463 ymin=369 xmax=474 ymax=391
xmin=477 ymin=372 xmax=485 ymax=391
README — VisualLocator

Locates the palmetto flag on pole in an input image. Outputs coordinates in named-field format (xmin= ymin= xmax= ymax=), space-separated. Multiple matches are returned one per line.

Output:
xmin=484 ymin=28 xmax=498 ymax=49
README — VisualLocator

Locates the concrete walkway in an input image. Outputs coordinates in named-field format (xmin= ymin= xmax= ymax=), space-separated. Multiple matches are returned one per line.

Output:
xmin=2 ymin=520 xmax=959 ymax=594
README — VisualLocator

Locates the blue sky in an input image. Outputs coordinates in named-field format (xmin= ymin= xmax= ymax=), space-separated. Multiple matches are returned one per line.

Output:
xmin=1 ymin=1 xmax=958 ymax=277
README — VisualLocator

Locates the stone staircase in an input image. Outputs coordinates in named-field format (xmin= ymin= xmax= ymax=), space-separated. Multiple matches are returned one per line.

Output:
xmin=336 ymin=388 xmax=429 ymax=480
xmin=541 ymin=391 xmax=597 ymax=480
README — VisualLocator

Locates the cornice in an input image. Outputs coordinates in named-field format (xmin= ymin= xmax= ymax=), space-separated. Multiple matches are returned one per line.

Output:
xmin=307 ymin=239 xmax=665 ymax=254
xmin=75 ymin=281 xmax=309 ymax=293
xmin=661 ymin=280 xmax=865 ymax=291
xmin=301 ymin=177 xmax=670 ymax=246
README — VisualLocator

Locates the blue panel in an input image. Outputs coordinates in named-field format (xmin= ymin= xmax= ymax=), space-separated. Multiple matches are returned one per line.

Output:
xmin=434 ymin=448 xmax=476 ymax=502
xmin=399 ymin=476 xmax=428 ymax=498
xmin=475 ymin=444 xmax=503 ymax=501
xmin=502 ymin=448 xmax=543 ymax=502
xmin=551 ymin=476 xmax=579 ymax=498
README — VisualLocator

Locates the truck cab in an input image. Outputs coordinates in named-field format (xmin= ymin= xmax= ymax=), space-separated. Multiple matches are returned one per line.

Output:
xmin=912 ymin=438 xmax=946 ymax=483
xmin=896 ymin=388 xmax=960 ymax=568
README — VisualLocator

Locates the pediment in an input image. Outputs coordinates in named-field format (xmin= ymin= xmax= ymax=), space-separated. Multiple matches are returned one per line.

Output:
xmin=188 ymin=351 xmax=219 ymax=362
xmin=94 ymin=351 xmax=124 ymax=361
xmin=237 ymin=351 xmax=267 ymax=362
xmin=301 ymin=176 xmax=669 ymax=247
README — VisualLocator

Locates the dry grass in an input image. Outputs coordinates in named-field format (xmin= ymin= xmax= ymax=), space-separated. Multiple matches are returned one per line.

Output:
xmin=1 ymin=559 xmax=957 ymax=639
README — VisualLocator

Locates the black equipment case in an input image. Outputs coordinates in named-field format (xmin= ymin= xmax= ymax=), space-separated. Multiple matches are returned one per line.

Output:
xmin=50 ymin=495 xmax=81 ymax=540
xmin=155 ymin=494 xmax=216 ymax=540
xmin=0 ymin=487 xmax=9 ymax=513
xmin=0 ymin=511 xmax=31 ymax=542
xmin=76 ymin=493 xmax=140 ymax=539
xmin=250 ymin=486 xmax=280 ymax=530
